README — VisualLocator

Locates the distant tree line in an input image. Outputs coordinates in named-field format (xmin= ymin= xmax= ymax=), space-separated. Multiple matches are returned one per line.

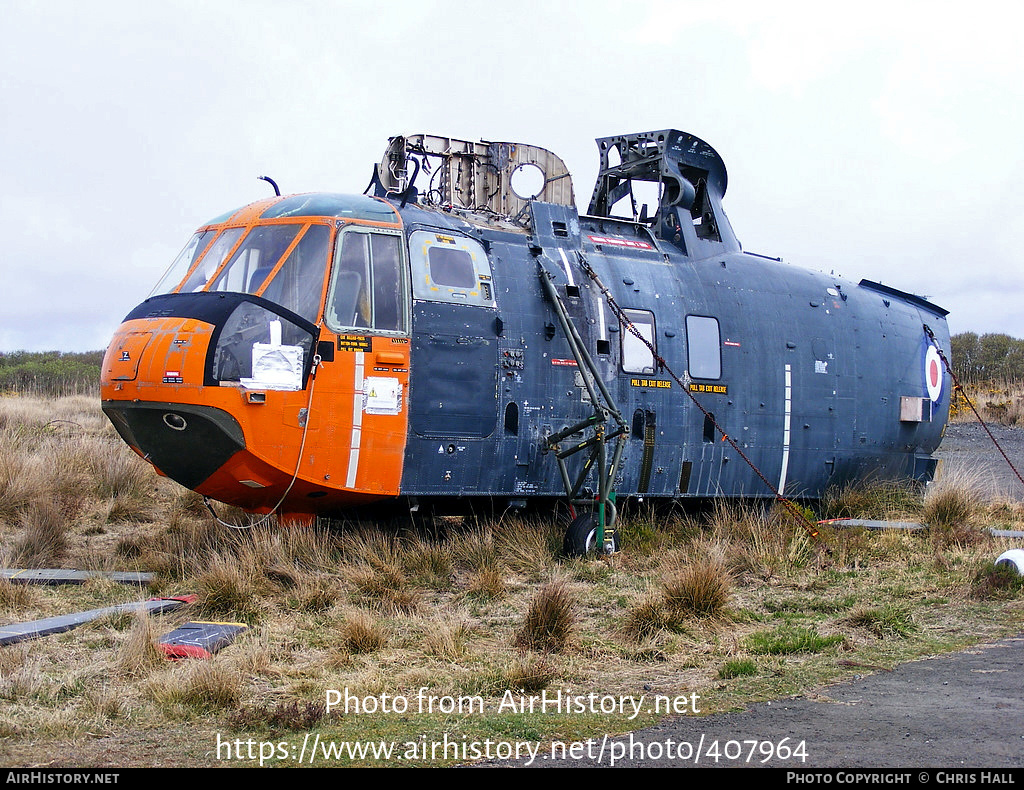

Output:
xmin=950 ymin=333 xmax=1024 ymax=384
xmin=0 ymin=335 xmax=1020 ymax=397
xmin=0 ymin=350 xmax=103 ymax=397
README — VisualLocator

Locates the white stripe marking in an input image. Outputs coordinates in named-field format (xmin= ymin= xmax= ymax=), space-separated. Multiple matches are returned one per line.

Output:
xmin=779 ymin=363 xmax=792 ymax=494
xmin=346 ymin=352 xmax=364 ymax=488
xmin=558 ymin=247 xmax=576 ymax=286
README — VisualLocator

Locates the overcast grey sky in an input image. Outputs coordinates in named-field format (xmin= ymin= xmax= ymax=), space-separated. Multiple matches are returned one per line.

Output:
xmin=2 ymin=0 xmax=1022 ymax=352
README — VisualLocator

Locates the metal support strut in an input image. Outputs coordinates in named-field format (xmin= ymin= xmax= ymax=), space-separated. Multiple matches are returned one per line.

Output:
xmin=537 ymin=262 xmax=628 ymax=553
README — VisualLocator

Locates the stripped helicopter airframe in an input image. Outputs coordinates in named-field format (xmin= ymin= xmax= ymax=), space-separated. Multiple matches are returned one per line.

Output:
xmin=100 ymin=130 xmax=951 ymax=555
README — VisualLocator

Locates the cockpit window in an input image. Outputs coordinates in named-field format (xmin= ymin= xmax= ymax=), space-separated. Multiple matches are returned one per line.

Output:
xmin=209 ymin=225 xmax=303 ymax=295
xmin=151 ymin=231 xmax=216 ymax=296
xmin=257 ymin=224 xmax=331 ymax=324
xmin=325 ymin=228 xmax=407 ymax=333
xmin=161 ymin=222 xmax=333 ymax=324
xmin=178 ymin=227 xmax=245 ymax=293
xmin=259 ymin=193 xmax=398 ymax=222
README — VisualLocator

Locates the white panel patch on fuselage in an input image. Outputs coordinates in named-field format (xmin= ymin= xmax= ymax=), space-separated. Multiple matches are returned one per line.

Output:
xmin=346 ymin=352 xmax=365 ymax=488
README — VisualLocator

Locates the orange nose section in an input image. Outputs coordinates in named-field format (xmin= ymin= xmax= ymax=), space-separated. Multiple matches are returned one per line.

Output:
xmin=104 ymin=331 xmax=152 ymax=382
xmin=101 ymin=313 xmax=410 ymax=520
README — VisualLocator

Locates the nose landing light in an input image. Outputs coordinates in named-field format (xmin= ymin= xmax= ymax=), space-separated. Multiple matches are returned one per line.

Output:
xmin=163 ymin=412 xmax=188 ymax=431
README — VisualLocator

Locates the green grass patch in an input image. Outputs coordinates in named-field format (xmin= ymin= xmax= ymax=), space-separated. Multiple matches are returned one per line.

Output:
xmin=746 ymin=626 xmax=846 ymax=655
xmin=718 ymin=658 xmax=758 ymax=679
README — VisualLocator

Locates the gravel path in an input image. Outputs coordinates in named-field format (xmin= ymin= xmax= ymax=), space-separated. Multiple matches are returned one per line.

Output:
xmin=498 ymin=635 xmax=1024 ymax=768
xmin=936 ymin=422 xmax=1024 ymax=498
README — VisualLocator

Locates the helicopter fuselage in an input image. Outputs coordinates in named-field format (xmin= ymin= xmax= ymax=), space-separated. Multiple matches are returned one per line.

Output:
xmin=100 ymin=130 xmax=950 ymax=525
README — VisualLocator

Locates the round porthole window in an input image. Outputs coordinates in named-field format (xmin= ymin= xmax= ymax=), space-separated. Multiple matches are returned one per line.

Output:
xmin=510 ymin=163 xmax=546 ymax=200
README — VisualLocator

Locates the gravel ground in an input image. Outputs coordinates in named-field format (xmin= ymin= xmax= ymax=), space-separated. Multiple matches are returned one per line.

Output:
xmin=936 ymin=422 xmax=1024 ymax=498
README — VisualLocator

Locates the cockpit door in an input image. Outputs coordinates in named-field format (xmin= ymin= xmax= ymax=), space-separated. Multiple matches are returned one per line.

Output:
xmin=319 ymin=226 xmax=411 ymax=495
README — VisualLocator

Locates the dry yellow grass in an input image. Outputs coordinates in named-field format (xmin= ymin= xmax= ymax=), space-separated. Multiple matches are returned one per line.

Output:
xmin=0 ymin=393 xmax=1022 ymax=767
xmin=949 ymin=379 xmax=1024 ymax=425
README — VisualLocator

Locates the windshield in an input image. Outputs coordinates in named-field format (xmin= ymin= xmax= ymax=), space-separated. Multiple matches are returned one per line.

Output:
xmin=150 ymin=231 xmax=215 ymax=296
xmin=257 ymin=224 xmax=331 ymax=324
xmin=209 ymin=224 xmax=302 ymax=295
xmin=164 ymin=222 xmax=333 ymax=325
xmin=178 ymin=228 xmax=245 ymax=293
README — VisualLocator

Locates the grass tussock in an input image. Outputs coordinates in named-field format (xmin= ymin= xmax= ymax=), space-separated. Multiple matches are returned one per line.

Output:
xmin=453 ymin=527 xmax=501 ymax=573
xmin=116 ymin=610 xmax=165 ymax=678
xmin=623 ymin=593 xmax=674 ymax=640
xmin=346 ymin=563 xmax=419 ymax=615
xmin=494 ymin=516 xmax=561 ymax=577
xmin=337 ymin=609 xmax=387 ymax=655
xmin=228 ymin=699 xmax=325 ymax=733
xmin=971 ymin=561 xmax=1024 ymax=600
xmin=844 ymin=605 xmax=917 ymax=638
xmin=746 ymin=626 xmax=846 ymax=656
xmin=466 ymin=567 xmax=506 ymax=600
xmin=13 ymin=499 xmax=70 ymax=566
xmin=661 ymin=550 xmax=732 ymax=618
xmin=624 ymin=549 xmax=733 ymax=639
xmin=402 ymin=535 xmax=455 ymax=590
xmin=423 ymin=617 xmax=472 ymax=660
xmin=502 ymin=653 xmax=557 ymax=692
xmin=0 ymin=649 xmax=46 ymax=702
xmin=0 ymin=576 xmax=37 ymax=610
xmin=924 ymin=467 xmax=997 ymax=548
xmin=147 ymin=661 xmax=244 ymax=711
xmin=284 ymin=575 xmax=339 ymax=613
xmin=194 ymin=554 xmax=266 ymax=622
xmin=718 ymin=658 xmax=758 ymax=679
xmin=515 ymin=579 xmax=575 ymax=653
xmin=820 ymin=480 xmax=923 ymax=521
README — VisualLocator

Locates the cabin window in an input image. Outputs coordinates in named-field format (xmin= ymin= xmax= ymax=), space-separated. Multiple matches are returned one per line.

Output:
xmin=620 ymin=309 xmax=656 ymax=374
xmin=686 ymin=315 xmax=721 ymax=379
xmin=429 ymin=247 xmax=477 ymax=289
xmin=409 ymin=231 xmax=495 ymax=308
xmin=325 ymin=228 xmax=407 ymax=333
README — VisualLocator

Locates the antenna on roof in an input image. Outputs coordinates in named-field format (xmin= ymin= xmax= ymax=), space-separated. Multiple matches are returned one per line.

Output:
xmin=258 ymin=175 xmax=281 ymax=196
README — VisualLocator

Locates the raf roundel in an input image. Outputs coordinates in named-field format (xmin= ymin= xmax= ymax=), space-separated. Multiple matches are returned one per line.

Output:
xmin=925 ymin=345 xmax=943 ymax=402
